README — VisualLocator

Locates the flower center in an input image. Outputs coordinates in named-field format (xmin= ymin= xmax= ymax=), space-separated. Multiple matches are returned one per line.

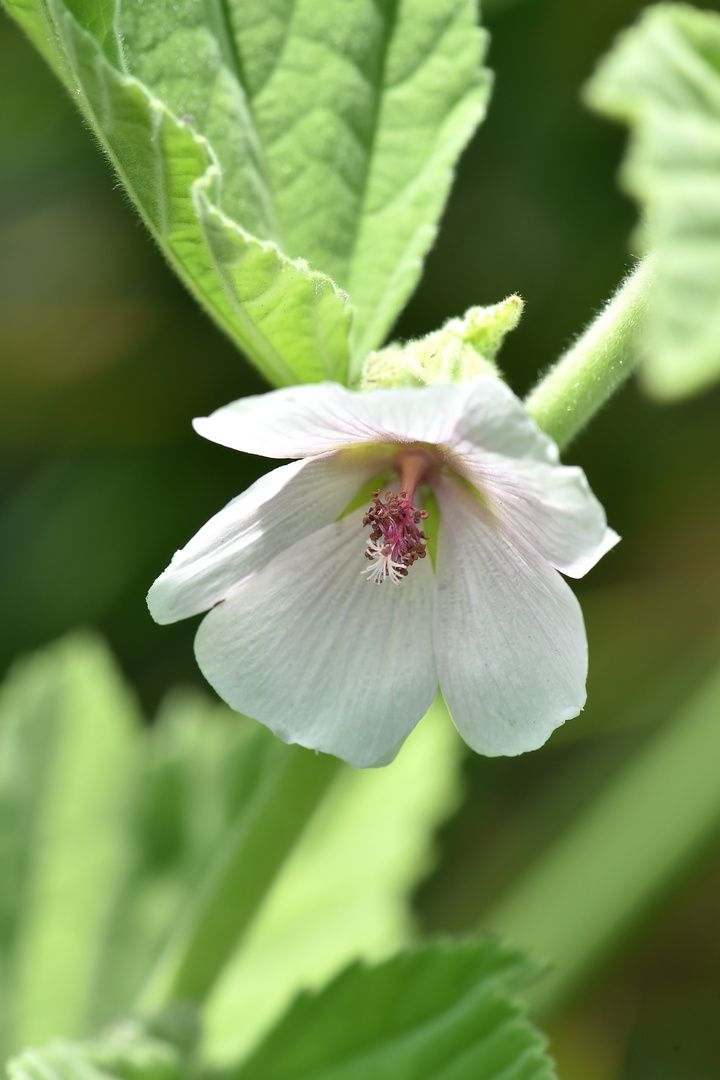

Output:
xmin=361 ymin=450 xmax=431 ymax=585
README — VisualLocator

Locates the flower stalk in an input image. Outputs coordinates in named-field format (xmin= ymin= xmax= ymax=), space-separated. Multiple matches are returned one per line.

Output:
xmin=524 ymin=256 xmax=655 ymax=450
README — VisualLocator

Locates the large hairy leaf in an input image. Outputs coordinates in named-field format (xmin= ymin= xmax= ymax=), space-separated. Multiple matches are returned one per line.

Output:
xmin=2 ymin=0 xmax=490 ymax=385
xmin=230 ymin=940 xmax=557 ymax=1080
xmin=586 ymin=3 xmax=720 ymax=399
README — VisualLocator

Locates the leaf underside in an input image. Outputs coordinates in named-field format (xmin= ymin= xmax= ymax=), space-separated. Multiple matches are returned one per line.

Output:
xmin=2 ymin=0 xmax=490 ymax=386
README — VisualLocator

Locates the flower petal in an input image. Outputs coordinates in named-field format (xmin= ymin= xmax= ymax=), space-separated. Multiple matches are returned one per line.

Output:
xmin=446 ymin=376 xmax=560 ymax=464
xmin=432 ymin=473 xmax=588 ymax=756
xmin=455 ymin=456 xmax=619 ymax=578
xmin=148 ymin=450 xmax=386 ymax=625
xmin=194 ymin=507 xmax=438 ymax=768
xmin=193 ymin=381 xmax=479 ymax=459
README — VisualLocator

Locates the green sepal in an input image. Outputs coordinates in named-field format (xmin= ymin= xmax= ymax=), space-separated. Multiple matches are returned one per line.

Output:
xmin=358 ymin=296 xmax=523 ymax=390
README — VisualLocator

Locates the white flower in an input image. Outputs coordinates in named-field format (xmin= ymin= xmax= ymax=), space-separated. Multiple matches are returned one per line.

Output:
xmin=148 ymin=376 xmax=618 ymax=768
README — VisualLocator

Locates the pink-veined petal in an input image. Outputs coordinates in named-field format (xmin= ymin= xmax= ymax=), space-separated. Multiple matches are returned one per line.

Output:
xmin=193 ymin=381 xmax=479 ymax=459
xmin=432 ymin=473 xmax=587 ymax=756
xmin=194 ymin=507 xmax=437 ymax=768
xmin=455 ymin=455 xmax=619 ymax=578
xmin=148 ymin=450 xmax=387 ymax=625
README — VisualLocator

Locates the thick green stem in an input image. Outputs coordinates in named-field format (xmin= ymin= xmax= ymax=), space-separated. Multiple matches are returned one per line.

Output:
xmin=524 ymin=257 xmax=655 ymax=450
xmin=481 ymin=657 xmax=720 ymax=1019
xmin=137 ymin=747 xmax=341 ymax=1009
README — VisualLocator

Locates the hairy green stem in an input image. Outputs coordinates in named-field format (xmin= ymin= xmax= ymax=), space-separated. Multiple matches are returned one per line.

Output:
xmin=137 ymin=747 xmax=341 ymax=1009
xmin=481 ymin=656 xmax=720 ymax=1019
xmin=524 ymin=257 xmax=655 ymax=450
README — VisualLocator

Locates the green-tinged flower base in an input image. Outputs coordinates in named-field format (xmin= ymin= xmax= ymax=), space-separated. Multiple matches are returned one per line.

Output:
xmin=357 ymin=296 xmax=523 ymax=390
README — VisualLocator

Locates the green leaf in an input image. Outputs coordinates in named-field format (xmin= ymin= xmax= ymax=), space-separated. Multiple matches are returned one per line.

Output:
xmin=229 ymin=940 xmax=556 ymax=1080
xmin=2 ymin=0 xmax=351 ymax=387
xmin=116 ymin=0 xmax=491 ymax=368
xmin=0 ymin=634 xmax=139 ymax=1058
xmin=203 ymin=696 xmax=463 ymax=1065
xmin=585 ymin=2 xmax=720 ymax=399
xmin=2 ymin=0 xmax=490 ymax=385
xmin=5 ymin=944 xmax=556 ymax=1080
xmin=193 ymin=181 xmax=353 ymax=388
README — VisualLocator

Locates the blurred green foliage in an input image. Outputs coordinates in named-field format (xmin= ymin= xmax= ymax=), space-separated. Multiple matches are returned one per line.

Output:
xmin=5 ymin=941 xmax=556 ymax=1080
xmin=2 ymin=1 xmax=720 ymax=1077
xmin=0 ymin=634 xmax=464 ymax=1067
xmin=587 ymin=3 xmax=720 ymax=400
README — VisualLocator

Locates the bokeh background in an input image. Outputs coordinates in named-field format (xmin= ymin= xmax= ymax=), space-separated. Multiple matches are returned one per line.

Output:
xmin=2 ymin=0 xmax=720 ymax=1076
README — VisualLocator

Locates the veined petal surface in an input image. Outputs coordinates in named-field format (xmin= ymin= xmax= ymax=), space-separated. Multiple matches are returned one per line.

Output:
xmin=432 ymin=474 xmax=587 ymax=756
xmin=193 ymin=381 xmax=490 ymax=459
xmin=447 ymin=376 xmax=560 ymax=464
xmin=194 ymin=507 xmax=437 ymax=768
xmin=148 ymin=452 xmax=384 ymax=624
xmin=456 ymin=457 xmax=619 ymax=578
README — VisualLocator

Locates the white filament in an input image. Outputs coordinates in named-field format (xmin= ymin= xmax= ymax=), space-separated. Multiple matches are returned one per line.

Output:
xmin=361 ymin=540 xmax=406 ymax=585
